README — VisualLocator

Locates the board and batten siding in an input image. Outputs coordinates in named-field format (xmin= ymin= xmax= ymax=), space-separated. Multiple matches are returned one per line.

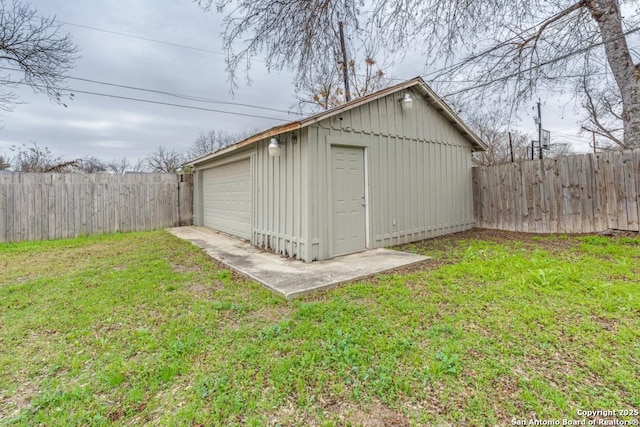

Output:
xmin=306 ymin=87 xmax=475 ymax=261
xmin=193 ymin=136 xmax=311 ymax=261
xmin=252 ymin=135 xmax=310 ymax=261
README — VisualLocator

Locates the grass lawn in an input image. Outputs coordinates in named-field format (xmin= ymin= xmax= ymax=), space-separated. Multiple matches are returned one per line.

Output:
xmin=0 ymin=229 xmax=638 ymax=426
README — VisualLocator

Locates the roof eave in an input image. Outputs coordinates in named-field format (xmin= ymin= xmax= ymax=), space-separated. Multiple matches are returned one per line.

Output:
xmin=297 ymin=77 xmax=424 ymax=127
xmin=414 ymin=83 xmax=487 ymax=152
xmin=186 ymin=76 xmax=486 ymax=166
xmin=185 ymin=121 xmax=302 ymax=166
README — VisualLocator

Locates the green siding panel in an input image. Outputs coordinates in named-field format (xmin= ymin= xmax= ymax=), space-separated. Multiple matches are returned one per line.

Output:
xmin=313 ymin=88 xmax=476 ymax=256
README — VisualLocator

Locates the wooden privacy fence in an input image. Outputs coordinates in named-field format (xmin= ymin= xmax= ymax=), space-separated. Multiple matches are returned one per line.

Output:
xmin=473 ymin=149 xmax=640 ymax=233
xmin=0 ymin=172 xmax=193 ymax=243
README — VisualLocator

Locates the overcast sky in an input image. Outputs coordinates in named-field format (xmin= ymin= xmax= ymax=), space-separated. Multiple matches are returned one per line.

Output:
xmin=0 ymin=0 xmax=594 ymax=165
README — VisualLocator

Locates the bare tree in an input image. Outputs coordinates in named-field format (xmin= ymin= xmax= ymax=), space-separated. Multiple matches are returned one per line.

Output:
xmin=198 ymin=0 xmax=640 ymax=147
xmin=377 ymin=0 xmax=640 ymax=147
xmin=188 ymin=129 xmax=246 ymax=159
xmin=107 ymin=157 xmax=131 ymax=174
xmin=106 ymin=157 xmax=147 ymax=173
xmin=10 ymin=141 xmax=66 ymax=172
xmin=579 ymin=76 xmax=625 ymax=148
xmin=477 ymin=131 xmax=532 ymax=165
xmin=547 ymin=141 xmax=575 ymax=158
xmin=296 ymin=62 xmax=344 ymax=112
xmin=0 ymin=0 xmax=77 ymax=111
xmin=195 ymin=0 xmax=360 ymax=93
xmin=0 ymin=153 xmax=9 ymax=170
xmin=295 ymin=45 xmax=392 ymax=113
xmin=131 ymin=158 xmax=147 ymax=173
xmin=467 ymin=112 xmax=531 ymax=165
xmin=73 ymin=156 xmax=107 ymax=173
xmin=146 ymin=146 xmax=184 ymax=173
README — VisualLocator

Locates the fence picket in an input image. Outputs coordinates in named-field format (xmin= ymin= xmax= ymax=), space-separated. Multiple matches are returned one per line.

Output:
xmin=635 ymin=149 xmax=640 ymax=231
xmin=623 ymin=150 xmax=638 ymax=231
xmin=0 ymin=173 xmax=192 ymax=243
xmin=472 ymin=150 xmax=640 ymax=234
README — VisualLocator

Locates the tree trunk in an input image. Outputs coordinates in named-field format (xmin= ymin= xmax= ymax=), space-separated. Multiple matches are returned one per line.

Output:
xmin=587 ymin=0 xmax=640 ymax=148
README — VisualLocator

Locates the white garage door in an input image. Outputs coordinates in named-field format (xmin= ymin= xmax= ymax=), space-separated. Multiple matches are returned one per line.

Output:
xmin=202 ymin=159 xmax=251 ymax=240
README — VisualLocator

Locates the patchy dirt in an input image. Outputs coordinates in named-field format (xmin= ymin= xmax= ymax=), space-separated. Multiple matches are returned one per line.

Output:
xmin=396 ymin=227 xmax=588 ymax=255
xmin=170 ymin=262 xmax=201 ymax=273
xmin=392 ymin=227 xmax=637 ymax=264
xmin=0 ymin=381 xmax=37 ymax=420
xmin=1 ymin=275 xmax=38 ymax=285
xmin=184 ymin=282 xmax=224 ymax=299
xmin=590 ymin=314 xmax=618 ymax=332
xmin=267 ymin=397 xmax=410 ymax=427
xmin=252 ymin=305 xmax=292 ymax=323
xmin=331 ymin=226 xmax=639 ymax=289
xmin=107 ymin=408 xmax=126 ymax=422
xmin=596 ymin=229 xmax=640 ymax=238
xmin=331 ymin=401 xmax=409 ymax=427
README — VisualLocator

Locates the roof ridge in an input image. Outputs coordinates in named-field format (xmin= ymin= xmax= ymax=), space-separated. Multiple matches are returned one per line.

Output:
xmin=186 ymin=76 xmax=485 ymax=165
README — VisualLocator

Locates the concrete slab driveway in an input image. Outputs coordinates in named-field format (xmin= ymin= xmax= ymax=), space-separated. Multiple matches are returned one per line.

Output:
xmin=167 ymin=226 xmax=429 ymax=299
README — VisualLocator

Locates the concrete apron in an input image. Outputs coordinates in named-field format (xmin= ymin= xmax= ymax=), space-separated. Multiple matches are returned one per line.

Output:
xmin=167 ymin=226 xmax=430 ymax=299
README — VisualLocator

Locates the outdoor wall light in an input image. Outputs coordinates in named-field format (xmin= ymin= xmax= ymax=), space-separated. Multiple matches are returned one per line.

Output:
xmin=268 ymin=137 xmax=282 ymax=157
xmin=400 ymin=93 xmax=413 ymax=112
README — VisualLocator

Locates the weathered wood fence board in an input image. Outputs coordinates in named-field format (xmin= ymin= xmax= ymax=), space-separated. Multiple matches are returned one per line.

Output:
xmin=0 ymin=172 xmax=193 ymax=243
xmin=473 ymin=149 xmax=640 ymax=233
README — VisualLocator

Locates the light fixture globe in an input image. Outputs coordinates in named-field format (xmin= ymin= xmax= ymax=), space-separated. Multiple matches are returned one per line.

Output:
xmin=400 ymin=93 xmax=413 ymax=112
xmin=268 ymin=137 xmax=281 ymax=157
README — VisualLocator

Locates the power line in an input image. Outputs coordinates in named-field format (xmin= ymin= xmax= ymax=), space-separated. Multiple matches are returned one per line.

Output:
xmin=58 ymin=20 xmax=227 ymax=57
xmin=406 ymin=27 xmax=638 ymax=142
xmin=56 ymin=9 xmax=635 ymax=96
xmin=423 ymin=4 xmax=588 ymax=79
xmin=0 ymin=66 xmax=297 ymax=115
xmin=54 ymin=14 xmax=631 ymax=107
xmin=551 ymin=131 xmax=593 ymax=143
xmin=553 ymin=130 xmax=587 ymax=138
xmin=6 ymin=20 xmax=636 ymax=124
xmin=57 ymin=20 xmax=266 ymax=64
xmin=377 ymin=70 xmax=613 ymax=85
xmin=0 ymin=79 xmax=291 ymax=122
xmin=440 ymin=26 xmax=640 ymax=99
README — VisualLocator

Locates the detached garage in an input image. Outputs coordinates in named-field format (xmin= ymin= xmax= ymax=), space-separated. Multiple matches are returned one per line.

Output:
xmin=201 ymin=159 xmax=251 ymax=240
xmin=186 ymin=77 xmax=486 ymax=262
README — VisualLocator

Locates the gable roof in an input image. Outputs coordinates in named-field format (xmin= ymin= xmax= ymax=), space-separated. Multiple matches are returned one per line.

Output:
xmin=187 ymin=76 xmax=486 ymax=166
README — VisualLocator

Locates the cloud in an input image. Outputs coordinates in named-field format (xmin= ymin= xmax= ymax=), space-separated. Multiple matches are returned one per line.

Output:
xmin=0 ymin=0 xmax=298 ymax=162
xmin=0 ymin=0 xmax=592 ymax=163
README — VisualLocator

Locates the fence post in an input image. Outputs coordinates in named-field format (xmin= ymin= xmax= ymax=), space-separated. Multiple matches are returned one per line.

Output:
xmin=473 ymin=150 xmax=638 ymax=234
xmin=1 ymin=172 xmax=193 ymax=243
xmin=177 ymin=174 xmax=193 ymax=227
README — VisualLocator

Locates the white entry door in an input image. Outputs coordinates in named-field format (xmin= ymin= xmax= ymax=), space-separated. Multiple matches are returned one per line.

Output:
xmin=331 ymin=146 xmax=366 ymax=256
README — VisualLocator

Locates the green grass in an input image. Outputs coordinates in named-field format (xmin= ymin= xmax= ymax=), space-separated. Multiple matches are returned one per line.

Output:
xmin=0 ymin=230 xmax=638 ymax=426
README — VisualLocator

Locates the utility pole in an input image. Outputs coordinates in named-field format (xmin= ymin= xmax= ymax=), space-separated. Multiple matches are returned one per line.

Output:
xmin=338 ymin=21 xmax=351 ymax=102
xmin=581 ymin=126 xmax=597 ymax=155
xmin=537 ymin=100 xmax=543 ymax=160
xmin=508 ymin=132 xmax=514 ymax=162
xmin=531 ymin=141 xmax=535 ymax=160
